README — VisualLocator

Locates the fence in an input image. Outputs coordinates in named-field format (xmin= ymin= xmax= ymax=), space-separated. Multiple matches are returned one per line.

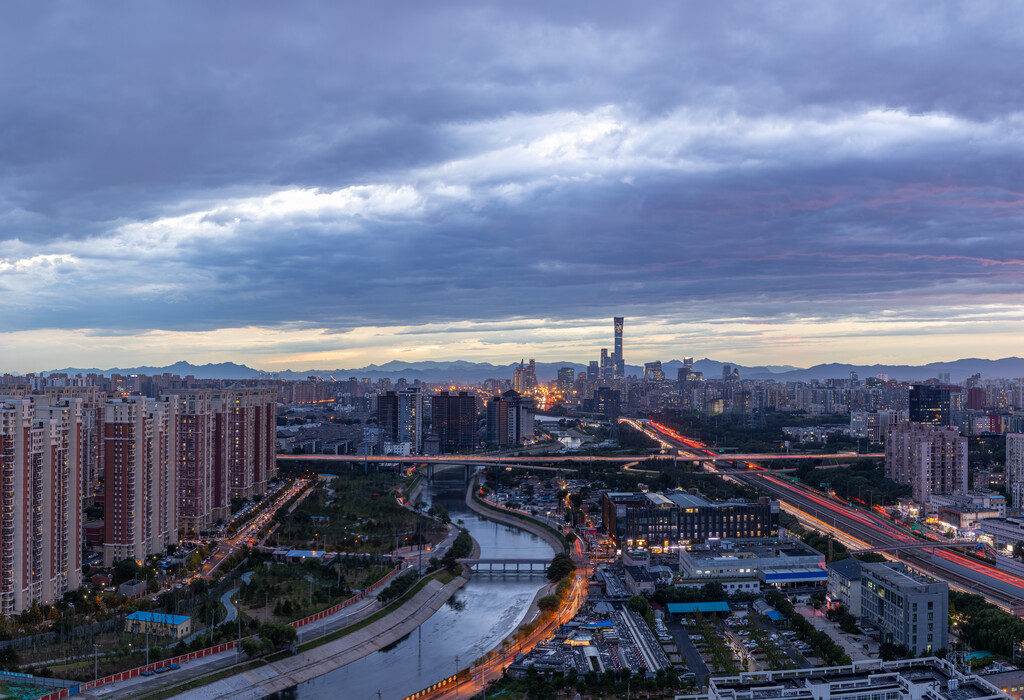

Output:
xmin=35 ymin=563 xmax=407 ymax=700
xmin=288 ymin=563 xmax=406 ymax=629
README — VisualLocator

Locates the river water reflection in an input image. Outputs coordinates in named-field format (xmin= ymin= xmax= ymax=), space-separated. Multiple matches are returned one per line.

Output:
xmin=268 ymin=473 xmax=556 ymax=700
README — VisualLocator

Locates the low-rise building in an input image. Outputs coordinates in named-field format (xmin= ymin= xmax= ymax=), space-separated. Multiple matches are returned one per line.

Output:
xmin=826 ymin=557 xmax=863 ymax=617
xmin=679 ymin=538 xmax=825 ymax=588
xmin=623 ymin=565 xmax=656 ymax=595
xmin=708 ymin=658 xmax=1009 ymax=700
xmin=978 ymin=517 xmax=1024 ymax=549
xmin=930 ymin=491 xmax=1006 ymax=517
xmin=124 ymin=611 xmax=192 ymax=640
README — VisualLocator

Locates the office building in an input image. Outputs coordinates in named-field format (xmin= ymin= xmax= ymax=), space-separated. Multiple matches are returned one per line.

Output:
xmin=377 ymin=387 xmax=423 ymax=454
xmin=643 ymin=361 xmax=664 ymax=382
xmin=583 ymin=386 xmax=620 ymax=417
xmin=431 ymin=391 xmax=476 ymax=454
xmin=587 ymin=361 xmax=600 ymax=382
xmin=850 ymin=410 xmax=906 ymax=443
xmin=1006 ymin=433 xmax=1024 ymax=509
xmin=600 ymin=348 xmax=611 ymax=380
xmin=556 ymin=367 xmax=575 ymax=394
xmin=102 ymin=396 xmax=178 ymax=566
xmin=861 ymin=561 xmax=948 ymax=655
xmin=0 ymin=396 xmax=83 ymax=615
xmin=486 ymin=390 xmax=535 ymax=446
xmin=601 ymin=490 xmax=778 ymax=545
xmin=909 ymin=385 xmax=951 ymax=426
xmin=613 ymin=316 xmax=624 ymax=379
xmin=885 ymin=422 xmax=967 ymax=504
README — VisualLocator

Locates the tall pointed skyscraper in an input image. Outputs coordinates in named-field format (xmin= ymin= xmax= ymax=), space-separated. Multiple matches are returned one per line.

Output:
xmin=613 ymin=316 xmax=624 ymax=378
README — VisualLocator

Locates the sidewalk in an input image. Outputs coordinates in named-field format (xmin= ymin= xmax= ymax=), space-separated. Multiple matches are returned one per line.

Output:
xmin=794 ymin=604 xmax=876 ymax=662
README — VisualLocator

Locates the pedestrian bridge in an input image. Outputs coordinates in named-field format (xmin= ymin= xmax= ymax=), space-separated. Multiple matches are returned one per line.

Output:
xmin=458 ymin=558 xmax=552 ymax=574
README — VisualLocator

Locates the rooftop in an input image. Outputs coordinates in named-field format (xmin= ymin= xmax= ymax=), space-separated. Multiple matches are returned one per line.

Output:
xmin=827 ymin=557 xmax=863 ymax=580
xmin=126 ymin=611 xmax=190 ymax=625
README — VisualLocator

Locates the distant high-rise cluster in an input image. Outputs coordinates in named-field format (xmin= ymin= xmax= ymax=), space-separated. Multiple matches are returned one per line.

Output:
xmin=613 ymin=316 xmax=624 ymax=379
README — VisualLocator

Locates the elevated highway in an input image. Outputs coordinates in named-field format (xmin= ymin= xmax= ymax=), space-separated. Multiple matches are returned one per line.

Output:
xmin=641 ymin=420 xmax=1024 ymax=615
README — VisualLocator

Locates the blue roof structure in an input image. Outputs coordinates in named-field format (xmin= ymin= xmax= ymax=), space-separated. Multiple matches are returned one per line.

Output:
xmin=666 ymin=601 xmax=730 ymax=614
xmin=765 ymin=610 xmax=785 ymax=622
xmin=126 ymin=611 xmax=190 ymax=625
xmin=286 ymin=549 xmax=324 ymax=558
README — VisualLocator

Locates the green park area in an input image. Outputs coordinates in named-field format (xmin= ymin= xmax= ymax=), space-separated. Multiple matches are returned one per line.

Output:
xmin=270 ymin=469 xmax=447 ymax=553
xmin=237 ymin=554 xmax=393 ymax=623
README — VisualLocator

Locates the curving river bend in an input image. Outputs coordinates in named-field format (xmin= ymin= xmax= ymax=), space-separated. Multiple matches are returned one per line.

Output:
xmin=267 ymin=473 xmax=556 ymax=700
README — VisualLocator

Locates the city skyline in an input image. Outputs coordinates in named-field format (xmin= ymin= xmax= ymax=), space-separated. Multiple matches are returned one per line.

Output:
xmin=3 ymin=5 xmax=1024 ymax=372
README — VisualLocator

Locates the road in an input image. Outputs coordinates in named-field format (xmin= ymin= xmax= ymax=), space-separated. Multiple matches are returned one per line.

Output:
xmin=640 ymin=421 xmax=1024 ymax=615
xmin=426 ymin=539 xmax=591 ymax=699
xmin=201 ymin=479 xmax=310 ymax=580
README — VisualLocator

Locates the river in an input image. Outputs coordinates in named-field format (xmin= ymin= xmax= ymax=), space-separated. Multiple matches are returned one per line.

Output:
xmin=267 ymin=473 xmax=557 ymax=700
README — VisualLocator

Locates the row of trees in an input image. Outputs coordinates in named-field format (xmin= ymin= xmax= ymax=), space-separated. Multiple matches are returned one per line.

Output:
xmin=764 ymin=590 xmax=851 ymax=666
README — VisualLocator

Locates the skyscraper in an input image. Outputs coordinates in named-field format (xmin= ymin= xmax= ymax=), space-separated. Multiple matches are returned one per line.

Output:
xmin=431 ymin=391 xmax=476 ymax=454
xmin=486 ymin=390 xmax=535 ymax=446
xmin=909 ymin=385 xmax=951 ymax=426
xmin=600 ymin=348 xmax=610 ymax=380
xmin=643 ymin=361 xmax=664 ymax=382
xmin=557 ymin=367 xmax=575 ymax=394
xmin=377 ymin=387 xmax=423 ymax=453
xmin=613 ymin=317 xmax=624 ymax=379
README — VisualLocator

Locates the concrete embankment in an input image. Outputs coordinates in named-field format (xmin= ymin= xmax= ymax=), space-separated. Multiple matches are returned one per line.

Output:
xmin=464 ymin=480 xmax=566 ymax=554
xmin=188 ymin=573 xmax=470 ymax=700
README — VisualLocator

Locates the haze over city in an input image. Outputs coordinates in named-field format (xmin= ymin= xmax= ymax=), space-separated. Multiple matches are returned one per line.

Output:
xmin=3 ymin=3 xmax=1024 ymax=373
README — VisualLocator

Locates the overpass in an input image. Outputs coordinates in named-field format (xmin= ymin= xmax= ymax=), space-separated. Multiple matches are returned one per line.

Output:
xmin=277 ymin=452 xmax=880 ymax=466
xmin=848 ymin=541 xmax=985 ymax=554
xmin=457 ymin=558 xmax=552 ymax=574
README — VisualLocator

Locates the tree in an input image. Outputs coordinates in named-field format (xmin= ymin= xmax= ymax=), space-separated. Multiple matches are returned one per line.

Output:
xmin=546 ymin=552 xmax=576 ymax=581
xmin=627 ymin=595 xmax=651 ymax=617
xmin=240 ymin=637 xmax=263 ymax=658
xmin=113 ymin=558 xmax=141 ymax=585
xmin=538 ymin=594 xmax=560 ymax=612
xmin=259 ymin=622 xmax=298 ymax=649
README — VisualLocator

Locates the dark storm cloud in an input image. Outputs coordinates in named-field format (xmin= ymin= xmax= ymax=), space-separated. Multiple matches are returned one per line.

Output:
xmin=2 ymin=0 xmax=1024 ymax=347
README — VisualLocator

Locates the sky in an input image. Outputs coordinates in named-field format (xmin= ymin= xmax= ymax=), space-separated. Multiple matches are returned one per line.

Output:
xmin=2 ymin=2 xmax=1024 ymax=374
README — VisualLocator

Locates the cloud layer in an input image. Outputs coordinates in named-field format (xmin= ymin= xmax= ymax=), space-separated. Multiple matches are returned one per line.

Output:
xmin=2 ymin=2 xmax=1024 ymax=372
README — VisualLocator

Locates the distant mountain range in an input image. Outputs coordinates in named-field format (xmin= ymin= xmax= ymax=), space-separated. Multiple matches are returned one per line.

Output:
xmin=34 ymin=357 xmax=1024 ymax=383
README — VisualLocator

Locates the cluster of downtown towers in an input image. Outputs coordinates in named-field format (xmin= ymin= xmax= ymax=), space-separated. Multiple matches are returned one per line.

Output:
xmin=0 ymin=380 xmax=276 ymax=616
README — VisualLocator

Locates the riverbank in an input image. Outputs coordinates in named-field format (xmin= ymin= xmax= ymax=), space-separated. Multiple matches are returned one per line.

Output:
xmin=177 ymin=571 xmax=470 ymax=700
xmin=464 ymin=477 xmax=566 ymax=553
